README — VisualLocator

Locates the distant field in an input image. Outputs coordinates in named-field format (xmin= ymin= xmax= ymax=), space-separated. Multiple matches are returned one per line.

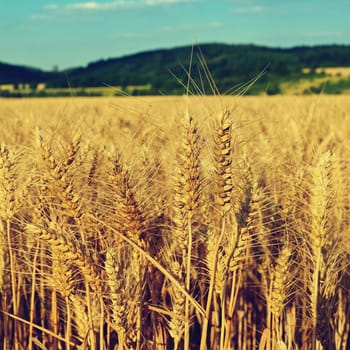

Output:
xmin=44 ymin=84 xmax=152 ymax=96
xmin=0 ymin=95 xmax=349 ymax=349
xmin=315 ymin=66 xmax=350 ymax=76
xmin=1 ymin=66 xmax=350 ymax=97
xmin=302 ymin=67 xmax=350 ymax=76
xmin=0 ymin=84 xmax=152 ymax=97
xmin=281 ymin=66 xmax=350 ymax=94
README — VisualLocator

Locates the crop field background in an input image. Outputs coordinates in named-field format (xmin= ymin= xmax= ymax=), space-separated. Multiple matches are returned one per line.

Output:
xmin=0 ymin=95 xmax=349 ymax=349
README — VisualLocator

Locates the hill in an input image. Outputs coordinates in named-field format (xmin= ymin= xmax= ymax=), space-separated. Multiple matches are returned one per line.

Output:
xmin=0 ymin=62 xmax=57 ymax=85
xmin=1 ymin=43 xmax=350 ymax=95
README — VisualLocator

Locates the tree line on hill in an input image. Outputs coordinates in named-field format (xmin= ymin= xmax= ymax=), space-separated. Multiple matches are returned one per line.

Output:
xmin=1 ymin=44 xmax=350 ymax=95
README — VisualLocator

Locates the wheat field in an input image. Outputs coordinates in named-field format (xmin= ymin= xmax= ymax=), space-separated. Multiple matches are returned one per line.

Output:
xmin=0 ymin=95 xmax=349 ymax=349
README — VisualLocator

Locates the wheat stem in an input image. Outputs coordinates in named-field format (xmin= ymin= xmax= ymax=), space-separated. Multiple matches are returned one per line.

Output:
xmin=200 ymin=216 xmax=226 ymax=350
xmin=89 ymin=213 xmax=205 ymax=316
xmin=65 ymin=297 xmax=72 ymax=350
xmin=28 ymin=241 xmax=40 ymax=350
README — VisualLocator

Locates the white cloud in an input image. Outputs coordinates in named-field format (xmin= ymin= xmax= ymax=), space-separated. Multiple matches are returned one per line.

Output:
xmin=64 ymin=0 xmax=194 ymax=10
xmin=67 ymin=2 xmax=108 ymax=9
xmin=66 ymin=1 xmax=128 ymax=10
xmin=30 ymin=0 xmax=195 ymax=21
xmin=145 ymin=0 xmax=189 ymax=5
xmin=233 ymin=5 xmax=265 ymax=14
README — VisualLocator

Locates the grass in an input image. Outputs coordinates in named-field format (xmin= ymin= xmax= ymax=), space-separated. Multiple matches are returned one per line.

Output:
xmin=0 ymin=95 xmax=349 ymax=349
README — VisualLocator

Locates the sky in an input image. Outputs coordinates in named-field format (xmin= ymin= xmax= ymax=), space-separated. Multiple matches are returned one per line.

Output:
xmin=1 ymin=0 xmax=350 ymax=71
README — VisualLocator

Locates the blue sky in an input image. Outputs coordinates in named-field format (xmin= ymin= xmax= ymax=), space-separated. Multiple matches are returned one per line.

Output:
xmin=1 ymin=0 xmax=349 ymax=70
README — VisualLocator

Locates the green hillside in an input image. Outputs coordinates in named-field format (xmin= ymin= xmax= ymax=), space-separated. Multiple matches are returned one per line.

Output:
xmin=0 ymin=62 xmax=57 ymax=85
xmin=1 ymin=43 xmax=350 ymax=96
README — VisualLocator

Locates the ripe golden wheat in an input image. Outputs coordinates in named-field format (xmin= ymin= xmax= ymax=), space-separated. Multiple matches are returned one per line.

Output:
xmin=0 ymin=95 xmax=349 ymax=349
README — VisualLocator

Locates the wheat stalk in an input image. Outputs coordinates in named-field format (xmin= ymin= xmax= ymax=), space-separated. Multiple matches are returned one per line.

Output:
xmin=105 ymin=246 xmax=129 ymax=347
xmin=168 ymin=111 xmax=202 ymax=350
xmin=27 ymin=224 xmax=102 ymax=293
xmin=308 ymin=151 xmax=334 ymax=350
xmin=201 ymin=109 xmax=234 ymax=350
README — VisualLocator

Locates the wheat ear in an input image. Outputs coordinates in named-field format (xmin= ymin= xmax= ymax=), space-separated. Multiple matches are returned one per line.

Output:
xmin=105 ymin=246 xmax=129 ymax=346
xmin=109 ymin=150 xmax=150 ymax=348
xmin=309 ymin=151 xmax=333 ymax=350
xmin=27 ymin=224 xmax=102 ymax=293
xmin=0 ymin=144 xmax=21 ymax=350
xmin=201 ymin=109 xmax=234 ymax=350
xmin=37 ymin=134 xmax=83 ymax=221
xmin=168 ymin=111 xmax=202 ymax=350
